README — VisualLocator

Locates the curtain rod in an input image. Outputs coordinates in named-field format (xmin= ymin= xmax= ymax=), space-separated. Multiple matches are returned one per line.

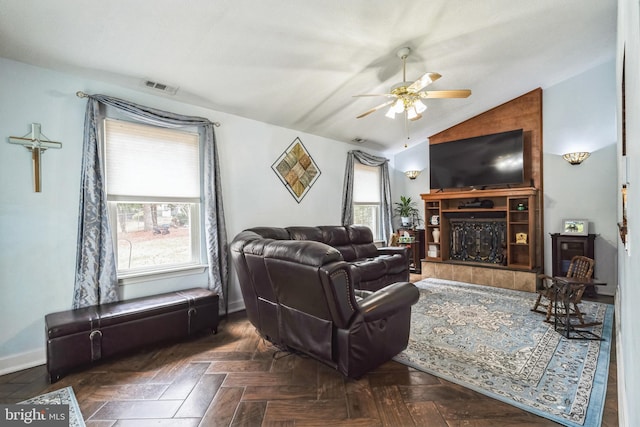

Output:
xmin=75 ymin=91 xmax=221 ymax=127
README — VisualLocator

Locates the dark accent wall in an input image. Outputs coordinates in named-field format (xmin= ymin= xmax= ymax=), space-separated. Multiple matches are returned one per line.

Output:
xmin=429 ymin=88 xmax=543 ymax=190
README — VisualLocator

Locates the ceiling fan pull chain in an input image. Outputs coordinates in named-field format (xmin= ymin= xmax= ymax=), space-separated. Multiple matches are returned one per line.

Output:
xmin=404 ymin=113 xmax=410 ymax=145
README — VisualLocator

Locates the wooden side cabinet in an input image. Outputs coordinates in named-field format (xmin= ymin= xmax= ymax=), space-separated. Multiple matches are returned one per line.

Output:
xmin=550 ymin=233 xmax=596 ymax=277
xmin=397 ymin=228 xmax=425 ymax=274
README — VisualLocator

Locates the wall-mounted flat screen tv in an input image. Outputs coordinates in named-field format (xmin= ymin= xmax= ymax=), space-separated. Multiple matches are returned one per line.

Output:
xmin=429 ymin=129 xmax=524 ymax=190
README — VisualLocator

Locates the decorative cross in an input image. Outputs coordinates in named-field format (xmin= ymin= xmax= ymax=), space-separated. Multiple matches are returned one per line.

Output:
xmin=8 ymin=123 xmax=62 ymax=192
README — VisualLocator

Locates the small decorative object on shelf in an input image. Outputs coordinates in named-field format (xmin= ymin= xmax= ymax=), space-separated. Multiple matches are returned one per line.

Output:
xmin=516 ymin=203 xmax=527 ymax=211
xmin=397 ymin=228 xmax=424 ymax=273
xmin=432 ymin=228 xmax=440 ymax=243
xmin=428 ymin=244 xmax=439 ymax=258
xmin=515 ymin=232 xmax=528 ymax=244
xmin=562 ymin=219 xmax=589 ymax=236
xmin=430 ymin=215 xmax=440 ymax=225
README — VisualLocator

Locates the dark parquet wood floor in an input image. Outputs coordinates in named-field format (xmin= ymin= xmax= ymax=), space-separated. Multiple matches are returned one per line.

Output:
xmin=0 ymin=282 xmax=618 ymax=427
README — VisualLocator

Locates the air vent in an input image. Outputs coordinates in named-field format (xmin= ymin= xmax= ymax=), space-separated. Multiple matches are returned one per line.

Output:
xmin=351 ymin=137 xmax=367 ymax=144
xmin=141 ymin=79 xmax=179 ymax=95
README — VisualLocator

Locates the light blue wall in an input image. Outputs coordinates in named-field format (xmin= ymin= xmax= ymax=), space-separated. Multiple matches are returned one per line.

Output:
xmin=543 ymin=62 xmax=617 ymax=155
xmin=394 ymin=60 xmax=617 ymax=296
xmin=0 ymin=57 xmax=377 ymax=373
xmin=542 ymin=60 xmax=617 ymax=295
xmin=542 ymin=146 xmax=617 ymax=294
xmin=392 ymin=143 xmax=429 ymax=231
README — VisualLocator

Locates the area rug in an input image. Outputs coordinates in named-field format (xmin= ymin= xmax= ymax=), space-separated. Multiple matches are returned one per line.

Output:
xmin=18 ymin=386 xmax=86 ymax=427
xmin=394 ymin=278 xmax=613 ymax=427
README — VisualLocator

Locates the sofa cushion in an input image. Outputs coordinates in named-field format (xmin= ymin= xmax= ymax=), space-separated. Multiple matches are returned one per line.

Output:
xmin=350 ymin=257 xmax=387 ymax=281
xmin=353 ymin=243 xmax=378 ymax=259
xmin=348 ymin=225 xmax=378 ymax=259
xmin=316 ymin=226 xmax=352 ymax=261
xmin=286 ymin=226 xmax=324 ymax=242
xmin=347 ymin=225 xmax=374 ymax=244
xmin=379 ymin=253 xmax=408 ymax=275
xmin=319 ymin=226 xmax=350 ymax=246
xmin=247 ymin=227 xmax=289 ymax=240
xmin=264 ymin=240 xmax=342 ymax=267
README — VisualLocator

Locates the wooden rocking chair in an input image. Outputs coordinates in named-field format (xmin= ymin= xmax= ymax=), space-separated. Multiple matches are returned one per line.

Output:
xmin=531 ymin=255 xmax=595 ymax=324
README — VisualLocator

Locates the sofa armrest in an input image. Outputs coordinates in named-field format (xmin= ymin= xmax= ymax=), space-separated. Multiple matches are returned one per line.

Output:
xmin=357 ymin=282 xmax=419 ymax=321
xmin=376 ymin=246 xmax=409 ymax=257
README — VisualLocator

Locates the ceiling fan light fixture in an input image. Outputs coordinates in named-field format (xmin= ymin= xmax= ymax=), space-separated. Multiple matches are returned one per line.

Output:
xmin=407 ymin=107 xmax=419 ymax=120
xmin=392 ymin=99 xmax=405 ymax=113
xmin=414 ymin=99 xmax=427 ymax=114
xmin=385 ymin=107 xmax=396 ymax=119
xmin=353 ymin=46 xmax=471 ymax=133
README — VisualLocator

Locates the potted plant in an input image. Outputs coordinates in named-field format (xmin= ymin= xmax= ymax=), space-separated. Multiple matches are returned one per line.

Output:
xmin=393 ymin=196 xmax=421 ymax=227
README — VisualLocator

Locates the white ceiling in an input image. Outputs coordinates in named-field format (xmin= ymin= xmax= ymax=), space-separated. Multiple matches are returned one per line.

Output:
xmin=0 ymin=0 xmax=616 ymax=154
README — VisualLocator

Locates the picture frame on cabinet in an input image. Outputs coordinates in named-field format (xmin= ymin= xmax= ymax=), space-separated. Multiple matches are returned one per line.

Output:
xmin=561 ymin=219 xmax=589 ymax=236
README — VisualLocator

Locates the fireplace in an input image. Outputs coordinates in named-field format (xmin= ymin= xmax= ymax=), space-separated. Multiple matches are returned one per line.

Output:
xmin=447 ymin=215 xmax=507 ymax=265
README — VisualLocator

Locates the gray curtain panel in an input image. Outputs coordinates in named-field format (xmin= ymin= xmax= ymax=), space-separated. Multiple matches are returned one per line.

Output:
xmin=73 ymin=97 xmax=119 ymax=308
xmin=73 ymin=94 xmax=228 ymax=311
xmin=340 ymin=150 xmax=393 ymax=243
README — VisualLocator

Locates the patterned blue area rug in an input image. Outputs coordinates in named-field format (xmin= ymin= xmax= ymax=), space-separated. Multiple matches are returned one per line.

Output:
xmin=19 ymin=386 xmax=85 ymax=427
xmin=394 ymin=278 xmax=613 ymax=427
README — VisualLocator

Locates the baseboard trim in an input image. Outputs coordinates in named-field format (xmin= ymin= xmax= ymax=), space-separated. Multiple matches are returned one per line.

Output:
xmin=227 ymin=299 xmax=245 ymax=314
xmin=615 ymin=291 xmax=628 ymax=427
xmin=0 ymin=348 xmax=46 ymax=376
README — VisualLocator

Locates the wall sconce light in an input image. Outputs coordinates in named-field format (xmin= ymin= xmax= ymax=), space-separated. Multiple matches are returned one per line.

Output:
xmin=405 ymin=170 xmax=421 ymax=180
xmin=562 ymin=152 xmax=590 ymax=165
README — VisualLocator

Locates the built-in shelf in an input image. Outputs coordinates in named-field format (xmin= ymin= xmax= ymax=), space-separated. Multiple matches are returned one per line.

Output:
xmin=421 ymin=187 xmax=538 ymax=271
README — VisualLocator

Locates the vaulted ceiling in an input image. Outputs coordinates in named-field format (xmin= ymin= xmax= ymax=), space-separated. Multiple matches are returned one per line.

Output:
xmin=0 ymin=0 xmax=616 ymax=154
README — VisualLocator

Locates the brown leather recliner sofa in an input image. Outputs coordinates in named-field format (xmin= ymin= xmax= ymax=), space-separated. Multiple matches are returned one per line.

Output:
xmin=245 ymin=225 xmax=410 ymax=291
xmin=230 ymin=225 xmax=419 ymax=378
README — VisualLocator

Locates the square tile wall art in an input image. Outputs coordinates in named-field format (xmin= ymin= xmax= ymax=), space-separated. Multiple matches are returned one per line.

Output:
xmin=271 ymin=137 xmax=321 ymax=203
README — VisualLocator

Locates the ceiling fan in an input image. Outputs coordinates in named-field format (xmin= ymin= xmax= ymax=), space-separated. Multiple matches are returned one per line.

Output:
xmin=354 ymin=47 xmax=471 ymax=122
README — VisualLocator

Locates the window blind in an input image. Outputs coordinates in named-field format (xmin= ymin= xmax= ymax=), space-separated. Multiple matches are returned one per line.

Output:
xmin=353 ymin=162 xmax=380 ymax=203
xmin=104 ymin=119 xmax=200 ymax=200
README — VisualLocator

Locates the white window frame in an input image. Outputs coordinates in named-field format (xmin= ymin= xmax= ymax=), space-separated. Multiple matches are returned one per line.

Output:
xmin=102 ymin=117 xmax=207 ymax=284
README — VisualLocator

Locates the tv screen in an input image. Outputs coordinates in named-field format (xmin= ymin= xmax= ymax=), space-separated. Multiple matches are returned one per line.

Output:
xmin=429 ymin=129 xmax=524 ymax=190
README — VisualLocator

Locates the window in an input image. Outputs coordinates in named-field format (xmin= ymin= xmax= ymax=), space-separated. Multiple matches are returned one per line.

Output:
xmin=353 ymin=162 xmax=381 ymax=239
xmin=104 ymin=119 xmax=203 ymax=278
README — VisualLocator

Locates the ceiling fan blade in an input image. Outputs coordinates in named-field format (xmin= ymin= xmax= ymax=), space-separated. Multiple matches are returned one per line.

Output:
xmin=419 ymin=89 xmax=472 ymax=99
xmin=407 ymin=72 xmax=442 ymax=92
xmin=353 ymin=93 xmax=397 ymax=98
xmin=356 ymin=100 xmax=395 ymax=119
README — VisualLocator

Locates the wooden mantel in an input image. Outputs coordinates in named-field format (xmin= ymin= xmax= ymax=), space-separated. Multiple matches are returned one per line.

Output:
xmin=422 ymin=187 xmax=537 ymax=201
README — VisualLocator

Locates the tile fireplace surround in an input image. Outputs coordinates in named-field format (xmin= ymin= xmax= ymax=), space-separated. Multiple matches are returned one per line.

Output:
xmin=421 ymin=261 xmax=537 ymax=292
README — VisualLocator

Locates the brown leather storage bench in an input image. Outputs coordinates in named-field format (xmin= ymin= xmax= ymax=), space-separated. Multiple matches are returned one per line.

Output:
xmin=45 ymin=288 xmax=219 ymax=383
